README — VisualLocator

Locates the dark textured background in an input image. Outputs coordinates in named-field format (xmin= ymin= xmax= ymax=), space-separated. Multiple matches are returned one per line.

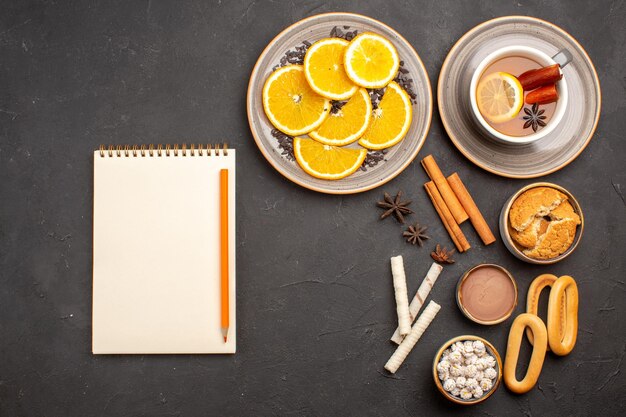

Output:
xmin=1 ymin=1 xmax=625 ymax=416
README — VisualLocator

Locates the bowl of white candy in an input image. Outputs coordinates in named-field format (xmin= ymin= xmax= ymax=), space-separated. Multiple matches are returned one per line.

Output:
xmin=432 ymin=335 xmax=502 ymax=405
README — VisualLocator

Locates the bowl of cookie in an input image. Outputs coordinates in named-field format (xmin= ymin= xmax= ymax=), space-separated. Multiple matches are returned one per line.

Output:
xmin=500 ymin=183 xmax=584 ymax=264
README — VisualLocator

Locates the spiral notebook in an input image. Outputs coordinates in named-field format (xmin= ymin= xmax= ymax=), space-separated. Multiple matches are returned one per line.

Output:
xmin=92 ymin=144 xmax=236 ymax=354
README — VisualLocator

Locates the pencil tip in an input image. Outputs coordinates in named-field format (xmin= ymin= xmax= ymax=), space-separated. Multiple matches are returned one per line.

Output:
xmin=223 ymin=336 xmax=227 ymax=343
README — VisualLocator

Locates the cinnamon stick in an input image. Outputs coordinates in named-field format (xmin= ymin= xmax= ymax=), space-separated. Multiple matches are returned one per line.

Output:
xmin=518 ymin=64 xmax=562 ymax=91
xmin=424 ymin=181 xmax=470 ymax=252
xmin=421 ymin=155 xmax=469 ymax=224
xmin=525 ymin=84 xmax=558 ymax=105
xmin=424 ymin=183 xmax=460 ymax=251
xmin=447 ymin=173 xmax=496 ymax=245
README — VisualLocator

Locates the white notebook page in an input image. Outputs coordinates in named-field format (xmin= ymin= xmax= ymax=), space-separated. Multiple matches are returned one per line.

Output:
xmin=92 ymin=149 xmax=236 ymax=354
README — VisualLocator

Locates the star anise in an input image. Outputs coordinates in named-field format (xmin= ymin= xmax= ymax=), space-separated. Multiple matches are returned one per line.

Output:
xmin=403 ymin=223 xmax=430 ymax=246
xmin=377 ymin=190 xmax=413 ymax=223
xmin=431 ymin=244 xmax=455 ymax=264
xmin=522 ymin=103 xmax=547 ymax=132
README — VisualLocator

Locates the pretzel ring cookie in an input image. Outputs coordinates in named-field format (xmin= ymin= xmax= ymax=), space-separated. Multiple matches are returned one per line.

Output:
xmin=548 ymin=275 xmax=578 ymax=356
xmin=504 ymin=313 xmax=547 ymax=394
xmin=526 ymin=274 xmax=565 ymax=351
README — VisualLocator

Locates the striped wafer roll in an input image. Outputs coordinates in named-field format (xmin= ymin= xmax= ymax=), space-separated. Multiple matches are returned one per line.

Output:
xmin=385 ymin=301 xmax=441 ymax=374
xmin=391 ymin=256 xmax=412 ymax=336
xmin=390 ymin=262 xmax=443 ymax=344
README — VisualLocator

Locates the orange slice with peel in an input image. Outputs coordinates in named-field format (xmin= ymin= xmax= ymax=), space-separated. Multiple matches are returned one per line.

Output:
xmin=358 ymin=81 xmax=412 ymax=150
xmin=344 ymin=32 xmax=400 ymax=89
xmin=304 ymin=38 xmax=358 ymax=100
xmin=262 ymin=65 xmax=330 ymax=136
xmin=309 ymin=88 xmax=372 ymax=146
xmin=293 ymin=137 xmax=367 ymax=180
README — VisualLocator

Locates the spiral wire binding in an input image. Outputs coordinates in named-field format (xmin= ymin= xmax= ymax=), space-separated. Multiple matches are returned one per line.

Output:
xmin=99 ymin=143 xmax=229 ymax=157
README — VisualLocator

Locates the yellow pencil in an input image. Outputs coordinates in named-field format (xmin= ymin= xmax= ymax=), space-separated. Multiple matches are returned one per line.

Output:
xmin=220 ymin=169 xmax=229 ymax=343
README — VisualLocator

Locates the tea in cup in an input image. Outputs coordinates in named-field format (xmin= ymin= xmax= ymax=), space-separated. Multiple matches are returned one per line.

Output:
xmin=469 ymin=46 xmax=570 ymax=145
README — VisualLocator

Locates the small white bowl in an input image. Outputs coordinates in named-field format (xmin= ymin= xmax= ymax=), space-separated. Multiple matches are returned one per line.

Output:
xmin=469 ymin=45 xmax=568 ymax=145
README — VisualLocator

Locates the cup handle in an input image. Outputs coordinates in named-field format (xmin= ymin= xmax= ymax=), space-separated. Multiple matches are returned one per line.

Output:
xmin=552 ymin=49 xmax=572 ymax=68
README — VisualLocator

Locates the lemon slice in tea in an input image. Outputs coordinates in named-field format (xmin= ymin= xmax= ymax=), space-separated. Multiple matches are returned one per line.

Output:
xmin=476 ymin=72 xmax=524 ymax=124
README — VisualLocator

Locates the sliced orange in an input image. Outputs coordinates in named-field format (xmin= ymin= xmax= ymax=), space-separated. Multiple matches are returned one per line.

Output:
xmin=309 ymin=88 xmax=372 ymax=146
xmin=293 ymin=137 xmax=367 ymax=180
xmin=304 ymin=38 xmax=358 ymax=100
xmin=344 ymin=32 xmax=400 ymax=89
xmin=262 ymin=65 xmax=330 ymax=136
xmin=358 ymin=82 xmax=412 ymax=150
xmin=476 ymin=72 xmax=524 ymax=124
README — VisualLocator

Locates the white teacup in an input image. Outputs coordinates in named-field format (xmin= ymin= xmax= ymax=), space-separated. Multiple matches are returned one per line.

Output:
xmin=469 ymin=46 xmax=570 ymax=145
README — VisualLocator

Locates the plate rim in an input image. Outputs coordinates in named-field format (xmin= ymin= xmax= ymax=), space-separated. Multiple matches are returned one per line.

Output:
xmin=437 ymin=15 xmax=602 ymax=179
xmin=247 ymin=12 xmax=433 ymax=194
